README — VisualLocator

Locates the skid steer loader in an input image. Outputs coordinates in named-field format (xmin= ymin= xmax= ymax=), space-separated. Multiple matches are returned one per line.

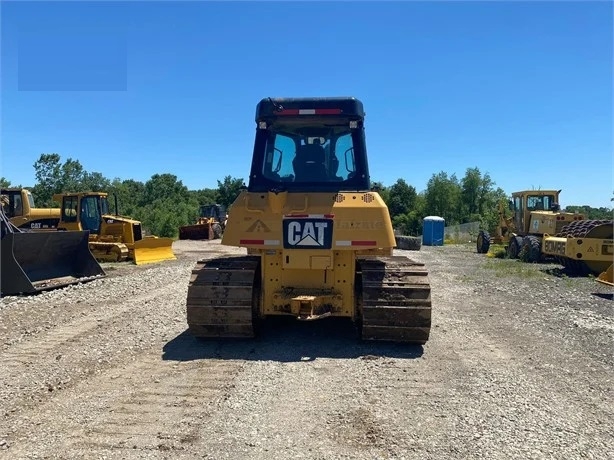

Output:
xmin=53 ymin=192 xmax=176 ymax=265
xmin=1 ymin=194 xmax=105 ymax=296
xmin=186 ymin=97 xmax=432 ymax=344
xmin=179 ymin=204 xmax=227 ymax=240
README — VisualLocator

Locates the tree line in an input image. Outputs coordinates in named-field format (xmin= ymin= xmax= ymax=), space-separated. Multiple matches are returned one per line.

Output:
xmin=1 ymin=153 xmax=611 ymax=238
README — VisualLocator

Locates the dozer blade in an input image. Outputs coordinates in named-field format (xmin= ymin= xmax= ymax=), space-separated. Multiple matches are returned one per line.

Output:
xmin=1 ymin=231 xmax=106 ymax=296
xmin=132 ymin=237 xmax=176 ymax=265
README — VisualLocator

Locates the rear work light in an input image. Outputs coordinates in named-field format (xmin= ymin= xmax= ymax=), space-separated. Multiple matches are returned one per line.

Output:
xmin=276 ymin=108 xmax=343 ymax=116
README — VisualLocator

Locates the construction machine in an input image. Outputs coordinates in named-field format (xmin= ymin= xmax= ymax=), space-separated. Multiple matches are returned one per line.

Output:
xmin=178 ymin=204 xmax=227 ymax=240
xmin=53 ymin=192 xmax=176 ymax=265
xmin=186 ymin=97 xmax=432 ymax=344
xmin=596 ymin=264 xmax=613 ymax=287
xmin=1 ymin=188 xmax=61 ymax=231
xmin=1 ymin=194 xmax=105 ymax=296
xmin=476 ymin=190 xmax=585 ymax=261
xmin=541 ymin=219 xmax=613 ymax=278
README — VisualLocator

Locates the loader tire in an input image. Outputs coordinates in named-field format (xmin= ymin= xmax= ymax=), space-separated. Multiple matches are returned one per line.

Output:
xmin=507 ymin=236 xmax=523 ymax=259
xmin=476 ymin=230 xmax=491 ymax=254
xmin=395 ymin=235 xmax=422 ymax=251
xmin=519 ymin=235 xmax=541 ymax=263
xmin=211 ymin=223 xmax=223 ymax=239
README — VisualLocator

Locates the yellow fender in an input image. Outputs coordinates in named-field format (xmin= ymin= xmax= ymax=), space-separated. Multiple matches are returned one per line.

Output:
xmin=132 ymin=237 xmax=176 ymax=265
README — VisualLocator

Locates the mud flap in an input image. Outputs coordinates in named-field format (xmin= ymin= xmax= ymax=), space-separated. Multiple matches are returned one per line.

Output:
xmin=1 ymin=231 xmax=106 ymax=296
xmin=132 ymin=237 xmax=176 ymax=265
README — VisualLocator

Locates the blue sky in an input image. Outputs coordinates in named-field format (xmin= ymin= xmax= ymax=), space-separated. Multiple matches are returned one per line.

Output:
xmin=1 ymin=0 xmax=612 ymax=208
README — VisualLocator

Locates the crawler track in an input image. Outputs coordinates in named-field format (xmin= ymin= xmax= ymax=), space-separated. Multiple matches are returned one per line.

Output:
xmin=186 ymin=255 xmax=260 ymax=338
xmin=358 ymin=256 xmax=432 ymax=344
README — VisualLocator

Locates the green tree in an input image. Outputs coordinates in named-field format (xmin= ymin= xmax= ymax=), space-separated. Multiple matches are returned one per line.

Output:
xmin=30 ymin=153 xmax=104 ymax=206
xmin=0 ymin=177 xmax=12 ymax=188
xmin=386 ymin=179 xmax=418 ymax=218
xmin=424 ymin=171 xmax=462 ymax=224
xmin=107 ymin=178 xmax=146 ymax=217
xmin=460 ymin=167 xmax=494 ymax=220
xmin=217 ymin=175 xmax=246 ymax=209
xmin=564 ymin=205 xmax=613 ymax=220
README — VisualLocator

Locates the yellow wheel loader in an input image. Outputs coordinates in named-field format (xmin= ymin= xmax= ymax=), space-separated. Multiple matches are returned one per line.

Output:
xmin=1 ymin=188 xmax=61 ymax=231
xmin=53 ymin=192 xmax=176 ymax=265
xmin=179 ymin=204 xmax=227 ymax=240
xmin=1 ymin=194 xmax=105 ymax=296
xmin=186 ymin=97 xmax=432 ymax=344
xmin=476 ymin=190 xmax=585 ymax=262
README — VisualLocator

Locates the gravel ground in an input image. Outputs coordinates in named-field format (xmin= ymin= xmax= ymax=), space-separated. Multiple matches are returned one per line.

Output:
xmin=0 ymin=239 xmax=612 ymax=459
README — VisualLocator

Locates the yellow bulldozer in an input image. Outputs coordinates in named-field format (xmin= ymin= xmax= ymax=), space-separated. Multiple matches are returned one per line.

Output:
xmin=178 ymin=204 xmax=227 ymax=240
xmin=186 ymin=97 xmax=432 ymax=344
xmin=53 ymin=192 xmax=176 ymax=265
xmin=476 ymin=190 xmax=586 ymax=261
xmin=0 ymin=188 xmax=61 ymax=231
xmin=1 ymin=193 xmax=105 ymax=296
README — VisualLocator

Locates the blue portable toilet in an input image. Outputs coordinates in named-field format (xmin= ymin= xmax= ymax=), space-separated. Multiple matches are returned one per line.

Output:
xmin=422 ymin=216 xmax=445 ymax=246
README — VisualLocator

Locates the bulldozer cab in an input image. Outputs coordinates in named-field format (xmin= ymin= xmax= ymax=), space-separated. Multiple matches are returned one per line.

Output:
xmin=57 ymin=193 xmax=109 ymax=234
xmin=248 ymin=97 xmax=370 ymax=193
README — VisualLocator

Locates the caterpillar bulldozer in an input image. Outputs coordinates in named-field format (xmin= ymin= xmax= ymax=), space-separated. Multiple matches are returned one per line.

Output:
xmin=178 ymin=204 xmax=227 ymax=240
xmin=1 ymin=188 xmax=61 ymax=231
xmin=541 ymin=219 xmax=613 ymax=278
xmin=1 ymin=194 xmax=105 ymax=296
xmin=186 ymin=97 xmax=432 ymax=344
xmin=53 ymin=192 xmax=176 ymax=265
xmin=476 ymin=190 xmax=585 ymax=261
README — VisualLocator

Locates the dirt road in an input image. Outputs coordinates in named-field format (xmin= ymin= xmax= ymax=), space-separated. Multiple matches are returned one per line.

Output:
xmin=0 ymin=240 xmax=612 ymax=459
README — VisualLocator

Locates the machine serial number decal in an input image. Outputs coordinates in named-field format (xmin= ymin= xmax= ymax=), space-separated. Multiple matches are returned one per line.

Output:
xmin=544 ymin=240 xmax=566 ymax=256
xmin=283 ymin=218 xmax=333 ymax=249
xmin=337 ymin=221 xmax=384 ymax=230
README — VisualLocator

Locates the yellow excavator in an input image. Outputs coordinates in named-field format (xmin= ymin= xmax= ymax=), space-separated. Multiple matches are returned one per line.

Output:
xmin=53 ymin=192 xmax=176 ymax=265
xmin=186 ymin=97 xmax=432 ymax=344
xmin=1 ymin=194 xmax=105 ymax=296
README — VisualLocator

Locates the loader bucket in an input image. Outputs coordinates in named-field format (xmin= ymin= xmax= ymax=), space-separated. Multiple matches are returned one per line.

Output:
xmin=132 ymin=237 xmax=176 ymax=265
xmin=179 ymin=224 xmax=213 ymax=240
xmin=1 ymin=231 xmax=106 ymax=296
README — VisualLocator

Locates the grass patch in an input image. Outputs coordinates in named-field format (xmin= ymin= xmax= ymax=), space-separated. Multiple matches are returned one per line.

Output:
xmin=485 ymin=244 xmax=507 ymax=259
xmin=482 ymin=258 xmax=542 ymax=279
